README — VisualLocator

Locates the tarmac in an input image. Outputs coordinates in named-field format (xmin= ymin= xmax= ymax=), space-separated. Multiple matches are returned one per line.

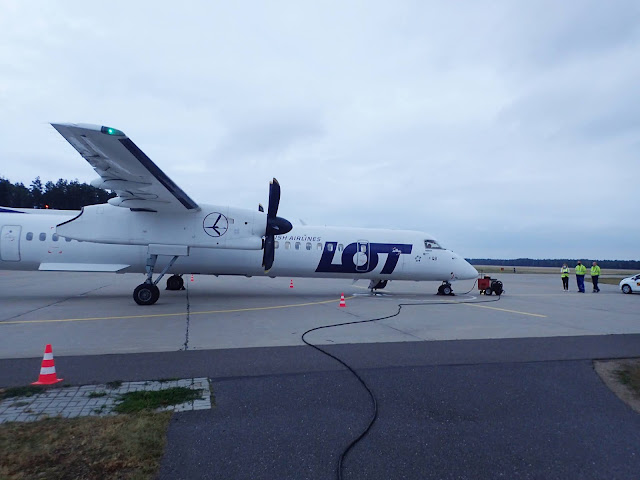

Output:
xmin=1 ymin=271 xmax=640 ymax=479
xmin=1 ymin=271 xmax=639 ymax=359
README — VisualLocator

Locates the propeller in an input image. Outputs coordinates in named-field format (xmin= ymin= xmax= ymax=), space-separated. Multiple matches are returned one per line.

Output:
xmin=262 ymin=178 xmax=292 ymax=272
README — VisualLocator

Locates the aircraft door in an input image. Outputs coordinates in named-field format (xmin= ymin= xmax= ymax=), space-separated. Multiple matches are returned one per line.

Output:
xmin=355 ymin=241 xmax=369 ymax=272
xmin=48 ymin=231 xmax=63 ymax=255
xmin=1 ymin=225 xmax=21 ymax=261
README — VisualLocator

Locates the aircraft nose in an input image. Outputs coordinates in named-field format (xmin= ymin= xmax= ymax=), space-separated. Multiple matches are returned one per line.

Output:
xmin=454 ymin=256 xmax=478 ymax=280
xmin=463 ymin=260 xmax=479 ymax=280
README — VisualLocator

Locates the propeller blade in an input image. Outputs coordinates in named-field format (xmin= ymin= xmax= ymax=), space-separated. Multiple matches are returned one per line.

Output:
xmin=262 ymin=178 xmax=291 ymax=272
xmin=263 ymin=235 xmax=275 ymax=271
xmin=267 ymin=178 xmax=280 ymax=218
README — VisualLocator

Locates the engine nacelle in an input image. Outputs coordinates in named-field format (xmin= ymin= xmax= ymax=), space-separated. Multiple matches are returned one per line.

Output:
xmin=57 ymin=203 xmax=267 ymax=250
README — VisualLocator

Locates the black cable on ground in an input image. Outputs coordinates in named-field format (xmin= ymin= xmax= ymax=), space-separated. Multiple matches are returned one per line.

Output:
xmin=301 ymin=280 xmax=501 ymax=480
xmin=182 ymin=279 xmax=191 ymax=351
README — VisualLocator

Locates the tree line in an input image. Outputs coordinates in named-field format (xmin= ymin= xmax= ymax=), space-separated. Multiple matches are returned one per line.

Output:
xmin=0 ymin=177 xmax=114 ymax=210
xmin=467 ymin=258 xmax=640 ymax=270
xmin=1 ymin=176 xmax=638 ymax=267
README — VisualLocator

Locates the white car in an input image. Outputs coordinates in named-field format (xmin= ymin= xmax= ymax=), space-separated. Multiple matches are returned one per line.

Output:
xmin=619 ymin=274 xmax=640 ymax=294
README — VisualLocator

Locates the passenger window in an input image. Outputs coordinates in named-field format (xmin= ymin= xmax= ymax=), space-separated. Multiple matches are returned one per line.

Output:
xmin=39 ymin=233 xmax=46 ymax=241
xmin=317 ymin=243 xmax=322 ymax=250
xmin=285 ymin=241 xmax=291 ymax=249
xmin=326 ymin=243 xmax=334 ymax=252
xmin=360 ymin=245 xmax=367 ymax=253
xmin=338 ymin=244 xmax=343 ymax=251
xmin=52 ymin=234 xmax=59 ymax=241
xmin=26 ymin=232 xmax=33 ymax=241
xmin=275 ymin=241 xmax=279 ymax=249
xmin=295 ymin=242 xmax=300 ymax=250
xmin=306 ymin=242 xmax=311 ymax=250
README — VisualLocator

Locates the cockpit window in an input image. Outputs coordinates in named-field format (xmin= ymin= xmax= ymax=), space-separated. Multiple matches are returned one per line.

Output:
xmin=424 ymin=239 xmax=443 ymax=249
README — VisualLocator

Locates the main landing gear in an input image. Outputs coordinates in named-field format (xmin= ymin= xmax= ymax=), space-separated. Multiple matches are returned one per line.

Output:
xmin=133 ymin=254 xmax=181 ymax=305
xmin=368 ymin=279 xmax=388 ymax=293
xmin=165 ymin=275 xmax=185 ymax=291
xmin=437 ymin=281 xmax=454 ymax=296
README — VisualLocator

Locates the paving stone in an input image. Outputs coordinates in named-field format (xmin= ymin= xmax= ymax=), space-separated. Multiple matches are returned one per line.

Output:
xmin=42 ymin=408 xmax=62 ymax=414
xmin=1 ymin=378 xmax=212 ymax=423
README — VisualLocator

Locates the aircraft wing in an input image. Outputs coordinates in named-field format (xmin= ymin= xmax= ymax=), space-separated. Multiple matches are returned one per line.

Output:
xmin=51 ymin=123 xmax=199 ymax=212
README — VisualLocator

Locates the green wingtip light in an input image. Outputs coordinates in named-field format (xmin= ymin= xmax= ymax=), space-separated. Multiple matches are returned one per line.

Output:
xmin=100 ymin=126 xmax=125 ymax=136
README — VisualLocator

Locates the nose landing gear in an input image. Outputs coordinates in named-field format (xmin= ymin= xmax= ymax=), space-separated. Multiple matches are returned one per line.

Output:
xmin=437 ymin=281 xmax=454 ymax=296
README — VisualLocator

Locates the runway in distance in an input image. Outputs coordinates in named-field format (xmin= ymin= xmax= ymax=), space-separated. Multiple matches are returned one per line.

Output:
xmin=0 ymin=124 xmax=478 ymax=305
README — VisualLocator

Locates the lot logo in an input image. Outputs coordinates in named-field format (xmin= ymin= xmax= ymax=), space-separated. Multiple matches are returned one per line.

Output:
xmin=316 ymin=242 xmax=412 ymax=274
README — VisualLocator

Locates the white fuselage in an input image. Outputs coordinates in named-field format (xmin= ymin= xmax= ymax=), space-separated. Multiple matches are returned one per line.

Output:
xmin=0 ymin=206 xmax=478 ymax=283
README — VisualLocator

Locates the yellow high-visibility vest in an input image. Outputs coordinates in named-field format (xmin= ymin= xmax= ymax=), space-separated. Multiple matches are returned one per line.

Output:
xmin=561 ymin=267 xmax=570 ymax=278
xmin=575 ymin=264 xmax=587 ymax=275
xmin=591 ymin=265 xmax=601 ymax=276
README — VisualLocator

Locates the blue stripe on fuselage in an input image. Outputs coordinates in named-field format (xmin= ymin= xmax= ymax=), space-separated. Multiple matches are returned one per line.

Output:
xmin=0 ymin=207 xmax=26 ymax=213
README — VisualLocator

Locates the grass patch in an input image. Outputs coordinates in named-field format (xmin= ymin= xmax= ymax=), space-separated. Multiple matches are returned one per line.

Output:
xmin=474 ymin=265 xmax=637 ymax=277
xmin=106 ymin=380 xmax=123 ymax=389
xmin=0 ymin=385 xmax=44 ymax=400
xmin=614 ymin=364 xmax=640 ymax=395
xmin=87 ymin=391 xmax=107 ymax=398
xmin=599 ymin=277 xmax=624 ymax=286
xmin=114 ymin=387 xmax=202 ymax=414
xmin=0 ymin=412 xmax=172 ymax=480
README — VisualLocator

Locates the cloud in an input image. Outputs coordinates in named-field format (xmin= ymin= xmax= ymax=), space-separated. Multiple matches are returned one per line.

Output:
xmin=0 ymin=1 xmax=638 ymax=259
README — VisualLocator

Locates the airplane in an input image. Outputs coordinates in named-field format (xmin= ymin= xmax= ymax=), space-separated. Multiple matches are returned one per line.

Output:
xmin=0 ymin=123 xmax=478 ymax=305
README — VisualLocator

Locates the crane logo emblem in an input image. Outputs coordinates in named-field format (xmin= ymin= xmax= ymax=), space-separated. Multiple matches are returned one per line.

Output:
xmin=203 ymin=213 xmax=229 ymax=237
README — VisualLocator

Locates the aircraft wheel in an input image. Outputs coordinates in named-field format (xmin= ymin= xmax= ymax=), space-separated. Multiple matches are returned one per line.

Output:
xmin=485 ymin=287 xmax=493 ymax=296
xmin=442 ymin=284 xmax=452 ymax=296
xmin=166 ymin=275 xmax=184 ymax=291
xmin=134 ymin=284 xmax=160 ymax=305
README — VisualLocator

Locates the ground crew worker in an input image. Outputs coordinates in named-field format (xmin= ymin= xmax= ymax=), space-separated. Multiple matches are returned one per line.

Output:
xmin=591 ymin=261 xmax=601 ymax=292
xmin=575 ymin=261 xmax=587 ymax=293
xmin=561 ymin=263 xmax=570 ymax=291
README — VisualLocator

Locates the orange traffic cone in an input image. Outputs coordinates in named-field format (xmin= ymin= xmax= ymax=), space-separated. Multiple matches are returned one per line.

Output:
xmin=289 ymin=280 xmax=294 ymax=289
xmin=339 ymin=293 xmax=346 ymax=308
xmin=32 ymin=344 xmax=64 ymax=385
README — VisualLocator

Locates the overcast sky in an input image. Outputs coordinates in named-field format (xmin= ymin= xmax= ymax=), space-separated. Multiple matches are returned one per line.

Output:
xmin=1 ymin=1 xmax=638 ymax=260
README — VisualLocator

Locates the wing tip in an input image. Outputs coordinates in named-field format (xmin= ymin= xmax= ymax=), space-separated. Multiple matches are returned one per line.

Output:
xmin=50 ymin=123 xmax=126 ymax=136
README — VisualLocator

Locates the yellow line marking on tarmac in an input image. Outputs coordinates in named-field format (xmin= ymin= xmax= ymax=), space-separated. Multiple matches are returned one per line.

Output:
xmin=0 ymin=296 xmax=356 ymax=325
xmin=459 ymin=302 xmax=547 ymax=318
